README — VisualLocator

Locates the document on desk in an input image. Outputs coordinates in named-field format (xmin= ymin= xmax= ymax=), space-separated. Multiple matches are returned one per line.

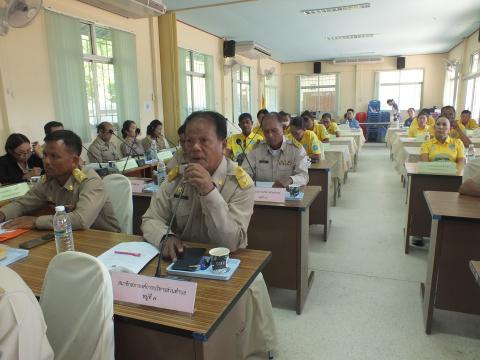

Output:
xmin=0 ymin=247 xmax=29 ymax=266
xmin=98 ymin=242 xmax=158 ymax=274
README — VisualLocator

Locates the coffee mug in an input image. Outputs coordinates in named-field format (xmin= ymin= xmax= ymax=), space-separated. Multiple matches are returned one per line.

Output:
xmin=287 ymin=184 xmax=300 ymax=197
xmin=209 ymin=247 xmax=230 ymax=273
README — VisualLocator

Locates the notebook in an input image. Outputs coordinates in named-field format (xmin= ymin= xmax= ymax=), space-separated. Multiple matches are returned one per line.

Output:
xmin=0 ymin=247 xmax=29 ymax=266
xmin=98 ymin=242 xmax=159 ymax=274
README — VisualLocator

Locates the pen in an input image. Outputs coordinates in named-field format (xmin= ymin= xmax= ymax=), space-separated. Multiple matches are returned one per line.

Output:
xmin=114 ymin=251 xmax=141 ymax=257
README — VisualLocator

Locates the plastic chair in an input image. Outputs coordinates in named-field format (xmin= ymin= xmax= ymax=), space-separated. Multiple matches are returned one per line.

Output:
xmin=102 ymin=174 xmax=133 ymax=234
xmin=0 ymin=265 xmax=54 ymax=360
xmin=40 ymin=251 xmax=114 ymax=360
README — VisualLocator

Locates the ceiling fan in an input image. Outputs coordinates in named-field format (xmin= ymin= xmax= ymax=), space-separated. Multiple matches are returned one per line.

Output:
xmin=0 ymin=0 xmax=42 ymax=36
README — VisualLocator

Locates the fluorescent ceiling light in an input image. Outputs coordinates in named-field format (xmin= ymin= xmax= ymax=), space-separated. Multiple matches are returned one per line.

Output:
xmin=302 ymin=2 xmax=370 ymax=15
xmin=327 ymin=33 xmax=374 ymax=40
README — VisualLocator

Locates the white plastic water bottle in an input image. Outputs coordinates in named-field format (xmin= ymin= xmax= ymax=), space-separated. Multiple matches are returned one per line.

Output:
xmin=53 ymin=205 xmax=74 ymax=253
xmin=467 ymin=144 xmax=476 ymax=163
xmin=150 ymin=139 xmax=158 ymax=163
xmin=156 ymin=159 xmax=167 ymax=185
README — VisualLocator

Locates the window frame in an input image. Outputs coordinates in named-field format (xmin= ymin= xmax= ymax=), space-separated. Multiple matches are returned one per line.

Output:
xmin=232 ymin=65 xmax=251 ymax=121
xmin=376 ymin=69 xmax=424 ymax=111
xmin=298 ymin=73 xmax=338 ymax=115
xmin=185 ymin=50 xmax=207 ymax=114
xmin=264 ymin=75 xmax=278 ymax=111
xmin=464 ymin=51 xmax=480 ymax=120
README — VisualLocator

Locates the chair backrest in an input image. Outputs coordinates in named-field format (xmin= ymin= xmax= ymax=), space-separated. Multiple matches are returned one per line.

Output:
xmin=102 ymin=174 xmax=133 ymax=234
xmin=40 ymin=252 xmax=114 ymax=360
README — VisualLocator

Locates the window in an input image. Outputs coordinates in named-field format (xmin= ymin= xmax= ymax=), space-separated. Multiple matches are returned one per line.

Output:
xmin=81 ymin=23 xmax=117 ymax=127
xmin=233 ymin=65 xmax=251 ymax=121
xmin=443 ymin=66 xmax=459 ymax=106
xmin=377 ymin=69 xmax=424 ymax=110
xmin=264 ymin=75 xmax=278 ymax=111
xmin=299 ymin=74 xmax=337 ymax=115
xmin=465 ymin=52 xmax=480 ymax=120
xmin=185 ymin=50 xmax=207 ymax=114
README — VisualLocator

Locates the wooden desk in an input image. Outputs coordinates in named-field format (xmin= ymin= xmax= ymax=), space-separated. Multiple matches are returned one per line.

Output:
xmin=132 ymin=191 xmax=153 ymax=235
xmin=247 ymin=185 xmax=321 ymax=314
xmin=308 ymin=161 xmax=333 ymax=241
xmin=330 ymin=137 xmax=358 ymax=170
xmin=123 ymin=163 xmax=155 ymax=178
xmin=470 ymin=261 xmax=480 ymax=287
xmin=422 ymin=191 xmax=480 ymax=334
xmin=8 ymin=230 xmax=271 ymax=360
xmin=404 ymin=162 xmax=463 ymax=254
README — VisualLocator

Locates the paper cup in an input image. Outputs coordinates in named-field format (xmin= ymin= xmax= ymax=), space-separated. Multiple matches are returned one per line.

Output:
xmin=209 ymin=247 xmax=230 ymax=273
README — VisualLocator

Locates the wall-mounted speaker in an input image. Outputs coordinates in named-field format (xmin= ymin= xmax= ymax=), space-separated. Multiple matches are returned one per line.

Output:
xmin=397 ymin=56 xmax=406 ymax=70
xmin=223 ymin=40 xmax=236 ymax=58
xmin=314 ymin=61 xmax=321 ymax=74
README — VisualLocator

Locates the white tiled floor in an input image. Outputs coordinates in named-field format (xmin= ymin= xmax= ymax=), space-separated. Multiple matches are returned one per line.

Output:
xmin=269 ymin=143 xmax=480 ymax=360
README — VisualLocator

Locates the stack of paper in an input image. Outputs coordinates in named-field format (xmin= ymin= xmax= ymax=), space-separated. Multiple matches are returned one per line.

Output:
xmin=98 ymin=242 xmax=159 ymax=274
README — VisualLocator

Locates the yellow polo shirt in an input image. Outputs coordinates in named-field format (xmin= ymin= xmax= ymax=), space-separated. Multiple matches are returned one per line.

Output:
xmin=410 ymin=116 xmax=436 ymax=129
xmin=460 ymin=118 xmax=479 ymax=130
xmin=288 ymin=130 xmax=321 ymax=157
xmin=449 ymin=122 xmax=467 ymax=140
xmin=283 ymin=126 xmax=291 ymax=136
xmin=420 ymin=136 xmax=465 ymax=162
xmin=227 ymin=132 xmax=264 ymax=160
xmin=325 ymin=122 xmax=339 ymax=135
xmin=251 ymin=126 xmax=264 ymax=138
xmin=407 ymin=125 xmax=434 ymax=138
xmin=311 ymin=122 xmax=330 ymax=141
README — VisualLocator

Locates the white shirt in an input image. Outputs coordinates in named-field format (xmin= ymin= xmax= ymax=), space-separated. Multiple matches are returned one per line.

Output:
xmin=0 ymin=266 xmax=54 ymax=360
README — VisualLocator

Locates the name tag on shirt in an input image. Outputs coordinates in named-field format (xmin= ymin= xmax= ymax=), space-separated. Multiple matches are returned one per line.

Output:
xmin=259 ymin=160 xmax=269 ymax=164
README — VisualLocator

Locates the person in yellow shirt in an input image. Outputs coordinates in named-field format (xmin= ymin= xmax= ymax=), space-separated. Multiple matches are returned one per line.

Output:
xmin=288 ymin=116 xmax=321 ymax=162
xmin=226 ymin=113 xmax=264 ymax=165
xmin=459 ymin=109 xmax=478 ymax=130
xmin=407 ymin=111 xmax=434 ymax=138
xmin=301 ymin=111 xmax=330 ymax=142
xmin=321 ymin=113 xmax=340 ymax=137
xmin=409 ymin=108 xmax=436 ymax=129
xmin=251 ymin=109 xmax=269 ymax=138
xmin=420 ymin=117 xmax=465 ymax=164
xmin=441 ymin=105 xmax=471 ymax=147
xmin=279 ymin=111 xmax=291 ymax=135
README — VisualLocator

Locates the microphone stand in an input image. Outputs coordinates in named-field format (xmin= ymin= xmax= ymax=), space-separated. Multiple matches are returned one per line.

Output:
xmin=236 ymin=138 xmax=256 ymax=186
xmin=155 ymin=183 xmax=186 ymax=277
xmin=109 ymin=130 xmax=144 ymax=170
xmin=81 ymin=145 xmax=109 ymax=177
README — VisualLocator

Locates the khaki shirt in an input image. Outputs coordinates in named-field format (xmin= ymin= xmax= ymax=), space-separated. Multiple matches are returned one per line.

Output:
xmin=166 ymin=148 xmax=187 ymax=172
xmin=0 ymin=168 xmax=120 ymax=232
xmin=141 ymin=157 xmax=254 ymax=250
xmin=87 ymin=136 xmax=121 ymax=163
xmin=142 ymin=135 xmax=170 ymax=152
xmin=243 ymin=136 xmax=309 ymax=186
xmin=463 ymin=158 xmax=480 ymax=183
xmin=0 ymin=266 xmax=54 ymax=360
xmin=120 ymin=138 xmax=144 ymax=158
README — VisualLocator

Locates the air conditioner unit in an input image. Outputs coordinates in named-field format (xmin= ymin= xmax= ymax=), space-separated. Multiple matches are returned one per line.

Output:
xmin=235 ymin=41 xmax=271 ymax=59
xmin=332 ymin=56 xmax=384 ymax=64
xmin=78 ymin=0 xmax=166 ymax=19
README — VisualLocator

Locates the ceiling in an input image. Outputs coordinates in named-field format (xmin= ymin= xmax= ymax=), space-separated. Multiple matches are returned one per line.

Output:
xmin=163 ymin=0 xmax=480 ymax=63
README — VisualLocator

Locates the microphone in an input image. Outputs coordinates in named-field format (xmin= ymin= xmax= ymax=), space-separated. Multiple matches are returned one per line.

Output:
xmin=155 ymin=182 xmax=186 ymax=277
xmin=235 ymin=138 xmax=256 ymax=186
xmin=81 ymin=145 xmax=109 ymax=177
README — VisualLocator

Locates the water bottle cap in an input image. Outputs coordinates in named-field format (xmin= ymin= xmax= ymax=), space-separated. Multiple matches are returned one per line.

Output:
xmin=55 ymin=205 xmax=65 ymax=212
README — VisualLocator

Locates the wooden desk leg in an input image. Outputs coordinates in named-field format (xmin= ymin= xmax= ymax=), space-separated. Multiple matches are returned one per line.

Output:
xmin=404 ymin=176 xmax=412 ymax=254
xmin=297 ymin=209 xmax=314 ymax=314
xmin=422 ymin=219 xmax=441 ymax=334
xmin=337 ymin=179 xmax=342 ymax=199
xmin=333 ymin=180 xmax=338 ymax=207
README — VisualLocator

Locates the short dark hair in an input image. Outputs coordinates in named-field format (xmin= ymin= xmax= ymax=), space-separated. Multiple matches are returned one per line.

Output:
xmin=461 ymin=110 xmax=472 ymax=115
xmin=146 ymin=119 xmax=162 ymax=137
xmin=290 ymin=116 xmax=306 ymax=130
xmin=5 ymin=133 xmax=30 ymax=154
xmin=441 ymin=105 xmax=455 ymax=114
xmin=44 ymin=130 xmax=82 ymax=156
xmin=321 ymin=113 xmax=332 ymax=120
xmin=347 ymin=108 xmax=355 ymax=113
xmin=407 ymin=108 xmax=415 ymax=112
xmin=96 ymin=121 xmax=112 ymax=134
xmin=184 ymin=111 xmax=227 ymax=140
xmin=238 ymin=113 xmax=252 ymax=123
xmin=257 ymin=109 xmax=269 ymax=119
xmin=44 ymin=121 xmax=63 ymax=135
xmin=177 ymin=123 xmax=186 ymax=136
xmin=301 ymin=110 xmax=314 ymax=119
xmin=418 ymin=109 xmax=430 ymax=117
xmin=261 ymin=112 xmax=281 ymax=126
xmin=121 ymin=120 xmax=138 ymax=139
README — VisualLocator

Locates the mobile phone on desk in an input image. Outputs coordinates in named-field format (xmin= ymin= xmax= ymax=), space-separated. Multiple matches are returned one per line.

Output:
xmin=171 ymin=247 xmax=206 ymax=272
xmin=19 ymin=233 xmax=55 ymax=249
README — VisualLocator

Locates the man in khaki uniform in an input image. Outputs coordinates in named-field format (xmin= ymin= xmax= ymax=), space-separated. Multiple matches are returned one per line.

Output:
xmin=244 ymin=112 xmax=309 ymax=187
xmin=141 ymin=111 xmax=277 ymax=359
xmin=166 ymin=123 xmax=187 ymax=172
xmin=0 ymin=130 xmax=120 ymax=233
xmin=87 ymin=122 xmax=121 ymax=163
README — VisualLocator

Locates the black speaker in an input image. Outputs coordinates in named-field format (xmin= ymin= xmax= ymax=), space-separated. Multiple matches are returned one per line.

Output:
xmin=314 ymin=61 xmax=321 ymax=74
xmin=397 ymin=56 xmax=406 ymax=70
xmin=223 ymin=40 xmax=236 ymax=58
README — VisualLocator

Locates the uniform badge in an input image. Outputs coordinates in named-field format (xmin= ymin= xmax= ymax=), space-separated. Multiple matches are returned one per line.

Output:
xmin=313 ymin=144 xmax=319 ymax=151
xmin=449 ymin=143 xmax=455 ymax=150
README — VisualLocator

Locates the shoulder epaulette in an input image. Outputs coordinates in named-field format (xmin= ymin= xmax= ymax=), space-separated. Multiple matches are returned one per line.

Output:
xmin=40 ymin=175 xmax=47 ymax=184
xmin=167 ymin=166 xmax=180 ymax=182
xmin=72 ymin=168 xmax=87 ymax=183
xmin=234 ymin=166 xmax=253 ymax=189
xmin=286 ymin=138 xmax=302 ymax=149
